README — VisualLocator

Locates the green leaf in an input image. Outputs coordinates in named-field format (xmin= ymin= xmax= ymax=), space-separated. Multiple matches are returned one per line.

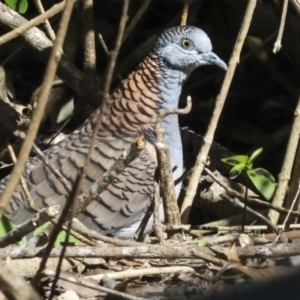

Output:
xmin=253 ymin=229 xmax=261 ymax=236
xmin=5 ymin=0 xmax=28 ymax=14
xmin=54 ymin=231 xmax=78 ymax=246
xmin=229 ymin=163 xmax=246 ymax=179
xmin=0 ymin=218 xmax=79 ymax=246
xmin=249 ymin=148 xmax=263 ymax=164
xmin=0 ymin=216 xmax=27 ymax=245
xmin=217 ymin=230 xmax=228 ymax=235
xmin=198 ymin=240 xmax=206 ymax=247
xmin=33 ymin=221 xmax=50 ymax=236
xmin=34 ymin=222 xmax=79 ymax=246
xmin=221 ymin=155 xmax=249 ymax=166
xmin=247 ymin=168 xmax=276 ymax=200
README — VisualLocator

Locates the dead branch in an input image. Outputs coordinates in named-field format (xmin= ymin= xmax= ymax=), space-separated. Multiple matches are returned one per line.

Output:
xmin=134 ymin=200 xmax=154 ymax=241
xmin=71 ymin=218 xmax=145 ymax=247
xmin=32 ymin=167 xmax=80 ymax=287
xmin=44 ymin=269 xmax=147 ymax=300
xmin=154 ymin=96 xmax=192 ymax=230
xmin=75 ymin=0 xmax=129 ymax=218
xmin=7 ymin=143 xmax=37 ymax=211
xmin=273 ymin=0 xmax=288 ymax=53
xmin=33 ymin=0 xmax=56 ymax=41
xmin=16 ymin=130 xmax=71 ymax=193
xmin=0 ymin=243 xmax=299 ymax=260
xmin=0 ymin=1 xmax=101 ymax=104
xmin=122 ymin=0 xmax=152 ymax=43
xmin=82 ymin=0 xmax=96 ymax=80
xmin=0 ymin=1 xmax=64 ymax=45
xmin=85 ymin=266 xmax=195 ymax=281
xmin=269 ymin=92 xmax=300 ymax=224
xmin=181 ymin=0 xmax=257 ymax=223
xmin=0 ymin=0 xmax=76 ymax=219
xmin=221 ymin=194 xmax=279 ymax=234
xmin=204 ymin=167 xmax=300 ymax=217
xmin=290 ymin=0 xmax=300 ymax=15
xmin=18 ymin=0 xmax=76 ymax=286
xmin=0 ymin=206 xmax=59 ymax=248
xmin=180 ymin=0 xmax=191 ymax=25
xmin=0 ymin=260 xmax=41 ymax=300
xmin=75 ymin=135 xmax=146 ymax=215
xmin=152 ymin=181 xmax=165 ymax=244
xmin=102 ymin=0 xmax=129 ymax=99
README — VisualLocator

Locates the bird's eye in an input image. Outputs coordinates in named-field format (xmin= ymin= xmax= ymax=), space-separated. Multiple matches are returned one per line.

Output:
xmin=181 ymin=38 xmax=191 ymax=49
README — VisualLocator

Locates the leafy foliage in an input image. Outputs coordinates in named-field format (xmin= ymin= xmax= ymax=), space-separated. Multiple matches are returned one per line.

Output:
xmin=222 ymin=148 xmax=276 ymax=200
xmin=5 ymin=0 xmax=28 ymax=14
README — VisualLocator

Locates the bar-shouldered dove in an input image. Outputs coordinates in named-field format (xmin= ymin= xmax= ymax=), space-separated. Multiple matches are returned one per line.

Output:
xmin=0 ymin=26 xmax=226 ymax=237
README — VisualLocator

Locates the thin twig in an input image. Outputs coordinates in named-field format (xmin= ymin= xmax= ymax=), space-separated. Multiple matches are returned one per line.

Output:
xmin=192 ymin=249 xmax=226 ymax=266
xmin=180 ymin=0 xmax=191 ymax=26
xmin=201 ymin=224 xmax=300 ymax=231
xmin=122 ymin=0 xmax=152 ymax=42
xmin=155 ymin=96 xmax=192 ymax=231
xmin=16 ymin=130 xmax=71 ymax=194
xmin=0 ymin=0 xmax=75 ymax=218
xmin=61 ymin=224 xmax=96 ymax=246
xmin=221 ymin=194 xmax=279 ymax=234
xmin=71 ymin=218 xmax=146 ymax=247
xmin=31 ymin=169 xmax=81 ymax=287
xmin=275 ymin=179 xmax=300 ymax=243
xmin=152 ymin=181 xmax=165 ymax=244
xmin=44 ymin=269 xmax=147 ymax=300
xmin=30 ymin=137 xmax=146 ymax=248
xmin=75 ymin=0 xmax=129 ymax=211
xmin=33 ymin=0 xmax=56 ymax=41
xmin=0 ymin=206 xmax=60 ymax=248
xmin=98 ymin=33 xmax=110 ymax=56
xmin=75 ymin=135 xmax=146 ymax=215
xmin=6 ymin=144 xmax=37 ymax=211
xmin=102 ymin=0 xmax=129 ymax=98
xmin=0 ymin=1 xmax=65 ymax=46
xmin=290 ymin=0 xmax=300 ymax=15
xmin=48 ymin=177 xmax=80 ymax=299
xmin=82 ymin=0 xmax=96 ymax=80
xmin=181 ymin=0 xmax=257 ymax=224
xmin=204 ymin=167 xmax=300 ymax=217
xmin=0 ymin=1 xmax=101 ymax=104
xmin=269 ymin=92 xmax=300 ymax=224
xmin=1 ymin=243 xmax=299 ymax=259
xmin=273 ymin=0 xmax=289 ymax=53
xmin=135 ymin=200 xmax=154 ymax=241
xmin=1 ymin=44 xmax=25 ymax=66
xmin=85 ymin=266 xmax=195 ymax=281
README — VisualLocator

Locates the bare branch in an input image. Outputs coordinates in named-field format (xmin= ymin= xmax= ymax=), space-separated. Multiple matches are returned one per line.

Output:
xmin=155 ymin=96 xmax=192 ymax=231
xmin=122 ymin=0 xmax=152 ymax=42
xmin=181 ymin=0 xmax=257 ymax=224
xmin=180 ymin=0 xmax=191 ymax=25
xmin=33 ymin=0 xmax=56 ymax=41
xmin=0 ymin=206 xmax=59 ymax=248
xmin=273 ymin=0 xmax=289 ymax=53
xmin=269 ymin=92 xmax=300 ymax=224
xmin=0 ymin=260 xmax=41 ymax=300
xmin=44 ymin=269 xmax=147 ymax=300
xmin=0 ymin=0 xmax=76 ymax=218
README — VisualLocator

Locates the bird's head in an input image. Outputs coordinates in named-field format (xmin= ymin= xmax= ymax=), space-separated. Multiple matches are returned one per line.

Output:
xmin=152 ymin=26 xmax=227 ymax=74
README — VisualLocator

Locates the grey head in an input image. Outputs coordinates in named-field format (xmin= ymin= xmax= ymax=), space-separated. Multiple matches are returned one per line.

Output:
xmin=151 ymin=25 xmax=227 ymax=75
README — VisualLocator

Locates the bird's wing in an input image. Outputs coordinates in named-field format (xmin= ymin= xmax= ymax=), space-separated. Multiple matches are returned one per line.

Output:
xmin=2 ymin=125 xmax=157 ymax=236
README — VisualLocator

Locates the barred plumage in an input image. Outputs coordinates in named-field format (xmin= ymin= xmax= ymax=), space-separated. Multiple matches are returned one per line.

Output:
xmin=0 ymin=26 xmax=226 ymax=237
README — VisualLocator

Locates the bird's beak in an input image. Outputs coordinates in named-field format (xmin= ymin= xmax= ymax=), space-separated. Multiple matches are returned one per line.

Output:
xmin=202 ymin=51 xmax=227 ymax=70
